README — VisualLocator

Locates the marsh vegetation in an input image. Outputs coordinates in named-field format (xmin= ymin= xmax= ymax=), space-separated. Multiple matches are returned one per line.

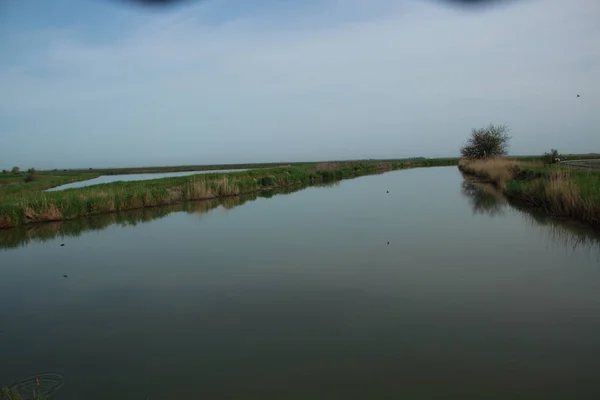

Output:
xmin=458 ymin=124 xmax=600 ymax=227
xmin=0 ymin=158 xmax=458 ymax=228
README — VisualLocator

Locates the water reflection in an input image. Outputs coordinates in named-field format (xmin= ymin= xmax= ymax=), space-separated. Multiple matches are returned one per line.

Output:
xmin=516 ymin=206 xmax=600 ymax=259
xmin=0 ymin=186 xmax=303 ymax=250
xmin=313 ymin=181 xmax=341 ymax=189
xmin=461 ymin=179 xmax=507 ymax=217
xmin=3 ymin=167 xmax=600 ymax=399
xmin=461 ymin=178 xmax=600 ymax=259
xmin=3 ymin=175 xmax=599 ymax=260
xmin=0 ymin=178 xmax=352 ymax=250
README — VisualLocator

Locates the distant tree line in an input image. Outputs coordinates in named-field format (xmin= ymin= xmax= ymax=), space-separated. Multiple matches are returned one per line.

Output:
xmin=1 ymin=166 xmax=38 ymax=183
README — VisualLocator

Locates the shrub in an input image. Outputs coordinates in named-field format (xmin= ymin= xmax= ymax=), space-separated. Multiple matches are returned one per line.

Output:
xmin=258 ymin=176 xmax=277 ymax=186
xmin=23 ymin=174 xmax=37 ymax=183
xmin=542 ymin=149 xmax=561 ymax=165
xmin=460 ymin=124 xmax=511 ymax=159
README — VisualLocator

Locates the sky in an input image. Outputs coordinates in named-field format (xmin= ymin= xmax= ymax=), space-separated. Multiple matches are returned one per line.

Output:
xmin=0 ymin=0 xmax=599 ymax=169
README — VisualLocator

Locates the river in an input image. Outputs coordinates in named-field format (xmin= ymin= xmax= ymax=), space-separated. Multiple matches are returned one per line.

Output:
xmin=1 ymin=166 xmax=600 ymax=399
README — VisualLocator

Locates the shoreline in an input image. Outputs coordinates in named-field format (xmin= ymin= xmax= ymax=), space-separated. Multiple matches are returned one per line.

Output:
xmin=458 ymin=159 xmax=600 ymax=229
xmin=0 ymin=159 xmax=458 ymax=229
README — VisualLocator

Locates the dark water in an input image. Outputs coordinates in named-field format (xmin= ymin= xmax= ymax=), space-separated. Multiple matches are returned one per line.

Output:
xmin=2 ymin=167 xmax=600 ymax=399
xmin=46 ymin=169 xmax=252 ymax=192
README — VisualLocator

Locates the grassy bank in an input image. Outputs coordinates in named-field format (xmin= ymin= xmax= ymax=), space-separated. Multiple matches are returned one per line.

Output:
xmin=0 ymin=186 xmax=307 ymax=249
xmin=0 ymin=158 xmax=458 ymax=229
xmin=458 ymin=158 xmax=600 ymax=227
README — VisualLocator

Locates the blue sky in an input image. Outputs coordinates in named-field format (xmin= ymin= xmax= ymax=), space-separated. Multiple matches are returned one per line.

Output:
xmin=1 ymin=0 xmax=599 ymax=169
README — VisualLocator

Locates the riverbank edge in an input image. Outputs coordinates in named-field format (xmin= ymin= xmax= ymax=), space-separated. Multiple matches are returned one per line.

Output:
xmin=458 ymin=160 xmax=600 ymax=228
xmin=0 ymin=159 xmax=458 ymax=229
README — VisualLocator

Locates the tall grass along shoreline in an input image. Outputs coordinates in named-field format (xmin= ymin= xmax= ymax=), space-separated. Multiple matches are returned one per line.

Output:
xmin=0 ymin=159 xmax=457 ymax=229
xmin=459 ymin=158 xmax=600 ymax=227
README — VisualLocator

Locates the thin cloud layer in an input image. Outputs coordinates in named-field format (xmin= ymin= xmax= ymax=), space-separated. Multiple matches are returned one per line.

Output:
xmin=0 ymin=0 xmax=598 ymax=168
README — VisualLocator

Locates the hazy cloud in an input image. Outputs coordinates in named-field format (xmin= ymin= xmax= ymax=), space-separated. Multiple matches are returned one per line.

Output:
xmin=0 ymin=0 xmax=598 ymax=168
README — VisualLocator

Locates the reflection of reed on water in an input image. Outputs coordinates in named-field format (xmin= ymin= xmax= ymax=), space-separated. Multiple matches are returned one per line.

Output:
xmin=461 ymin=180 xmax=507 ymax=217
xmin=313 ymin=181 xmax=341 ymax=189
xmin=515 ymin=205 xmax=600 ymax=259
xmin=461 ymin=178 xmax=600 ymax=258
xmin=0 ymin=204 xmax=198 ymax=250
xmin=0 ymin=184 xmax=312 ymax=250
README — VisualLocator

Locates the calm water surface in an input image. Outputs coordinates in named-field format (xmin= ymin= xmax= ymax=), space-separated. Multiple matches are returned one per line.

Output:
xmin=2 ymin=167 xmax=600 ymax=399
xmin=46 ymin=169 xmax=251 ymax=191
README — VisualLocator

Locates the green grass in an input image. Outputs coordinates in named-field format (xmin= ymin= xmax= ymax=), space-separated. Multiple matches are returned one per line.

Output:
xmin=0 ymin=158 xmax=459 ymax=228
xmin=459 ymin=158 xmax=600 ymax=227
xmin=0 ymin=171 xmax=99 ymax=196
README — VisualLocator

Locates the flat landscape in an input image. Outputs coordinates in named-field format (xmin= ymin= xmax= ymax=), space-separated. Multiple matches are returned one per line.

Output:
xmin=2 ymin=0 xmax=599 ymax=398
xmin=0 ymin=158 xmax=457 ymax=228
